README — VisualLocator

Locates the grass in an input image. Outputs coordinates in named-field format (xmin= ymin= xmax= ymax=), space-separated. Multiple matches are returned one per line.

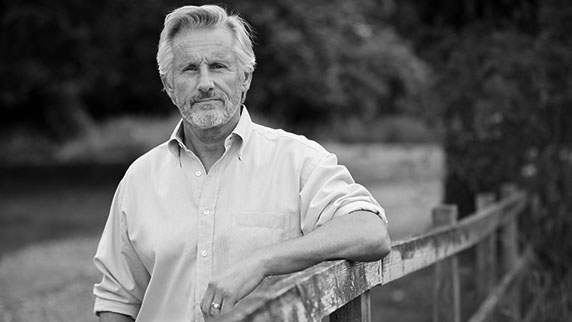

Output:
xmin=0 ymin=238 xmax=98 ymax=322
xmin=55 ymin=115 xmax=181 ymax=164
xmin=0 ymin=114 xmax=180 ymax=166
xmin=0 ymin=112 xmax=439 ymax=166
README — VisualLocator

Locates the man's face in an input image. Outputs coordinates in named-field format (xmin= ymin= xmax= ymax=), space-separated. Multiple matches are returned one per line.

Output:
xmin=166 ymin=26 xmax=249 ymax=130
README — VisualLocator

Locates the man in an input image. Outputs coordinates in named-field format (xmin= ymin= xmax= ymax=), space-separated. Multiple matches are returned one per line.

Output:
xmin=94 ymin=5 xmax=390 ymax=322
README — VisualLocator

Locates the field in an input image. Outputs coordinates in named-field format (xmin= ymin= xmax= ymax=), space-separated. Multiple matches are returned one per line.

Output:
xmin=0 ymin=142 xmax=444 ymax=322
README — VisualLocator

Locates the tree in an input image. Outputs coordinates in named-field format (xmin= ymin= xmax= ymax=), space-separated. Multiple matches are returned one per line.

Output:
xmin=1 ymin=0 xmax=430 ymax=140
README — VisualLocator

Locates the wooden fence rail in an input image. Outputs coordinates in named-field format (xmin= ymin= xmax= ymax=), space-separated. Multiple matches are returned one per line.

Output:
xmin=214 ymin=186 xmax=542 ymax=322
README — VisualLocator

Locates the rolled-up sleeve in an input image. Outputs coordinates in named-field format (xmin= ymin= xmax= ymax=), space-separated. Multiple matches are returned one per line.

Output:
xmin=299 ymin=153 xmax=388 ymax=235
xmin=93 ymin=179 xmax=150 ymax=319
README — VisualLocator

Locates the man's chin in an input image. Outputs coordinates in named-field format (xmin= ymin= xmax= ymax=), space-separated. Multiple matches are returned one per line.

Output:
xmin=192 ymin=100 xmax=223 ymax=110
xmin=186 ymin=112 xmax=226 ymax=130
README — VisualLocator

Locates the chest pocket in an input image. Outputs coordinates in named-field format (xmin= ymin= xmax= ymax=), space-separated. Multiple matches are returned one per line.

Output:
xmin=229 ymin=211 xmax=291 ymax=262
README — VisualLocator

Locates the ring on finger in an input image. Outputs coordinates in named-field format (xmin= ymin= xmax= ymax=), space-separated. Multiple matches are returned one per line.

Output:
xmin=211 ymin=302 xmax=221 ymax=310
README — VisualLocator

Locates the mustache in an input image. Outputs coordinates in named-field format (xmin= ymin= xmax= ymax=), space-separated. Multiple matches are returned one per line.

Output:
xmin=191 ymin=91 xmax=226 ymax=103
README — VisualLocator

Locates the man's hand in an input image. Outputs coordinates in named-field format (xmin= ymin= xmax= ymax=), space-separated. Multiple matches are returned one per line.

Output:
xmin=200 ymin=254 xmax=267 ymax=320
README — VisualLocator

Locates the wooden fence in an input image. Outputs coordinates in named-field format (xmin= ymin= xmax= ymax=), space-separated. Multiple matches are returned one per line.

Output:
xmin=214 ymin=185 xmax=547 ymax=322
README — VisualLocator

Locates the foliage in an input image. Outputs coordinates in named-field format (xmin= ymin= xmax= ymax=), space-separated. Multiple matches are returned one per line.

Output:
xmin=234 ymin=0 xmax=430 ymax=129
xmin=1 ymin=0 xmax=176 ymax=135
xmin=428 ymin=0 xmax=572 ymax=298
xmin=0 ymin=0 xmax=430 ymax=139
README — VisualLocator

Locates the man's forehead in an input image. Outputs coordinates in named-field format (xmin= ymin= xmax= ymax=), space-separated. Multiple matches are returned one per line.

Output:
xmin=172 ymin=26 xmax=235 ymax=56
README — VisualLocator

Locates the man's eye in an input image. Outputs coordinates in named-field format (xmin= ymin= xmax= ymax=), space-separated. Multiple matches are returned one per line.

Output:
xmin=185 ymin=65 xmax=199 ymax=72
xmin=211 ymin=63 xmax=226 ymax=70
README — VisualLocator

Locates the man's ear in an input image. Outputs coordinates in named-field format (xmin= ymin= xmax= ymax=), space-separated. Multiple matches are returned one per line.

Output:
xmin=240 ymin=72 xmax=253 ymax=104
xmin=160 ymin=74 xmax=177 ymax=106
xmin=161 ymin=74 xmax=174 ymax=93
xmin=242 ymin=72 xmax=252 ymax=91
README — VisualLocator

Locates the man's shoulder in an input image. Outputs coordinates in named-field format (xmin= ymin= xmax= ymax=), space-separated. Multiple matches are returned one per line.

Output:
xmin=250 ymin=123 xmax=329 ymax=157
xmin=123 ymin=141 xmax=173 ymax=179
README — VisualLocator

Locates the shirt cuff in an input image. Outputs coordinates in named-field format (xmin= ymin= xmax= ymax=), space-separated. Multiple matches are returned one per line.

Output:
xmin=94 ymin=297 xmax=140 ymax=320
xmin=336 ymin=200 xmax=388 ymax=225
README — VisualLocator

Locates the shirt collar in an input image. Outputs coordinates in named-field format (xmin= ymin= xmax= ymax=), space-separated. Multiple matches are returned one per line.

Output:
xmin=167 ymin=105 xmax=253 ymax=159
xmin=231 ymin=105 xmax=252 ymax=157
xmin=167 ymin=119 xmax=185 ymax=158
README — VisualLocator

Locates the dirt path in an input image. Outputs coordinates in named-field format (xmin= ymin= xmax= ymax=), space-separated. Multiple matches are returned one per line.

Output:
xmin=327 ymin=143 xmax=444 ymax=240
xmin=367 ymin=179 xmax=443 ymax=240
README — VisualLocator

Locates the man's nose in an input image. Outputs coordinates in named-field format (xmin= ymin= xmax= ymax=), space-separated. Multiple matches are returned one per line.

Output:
xmin=197 ymin=70 xmax=214 ymax=92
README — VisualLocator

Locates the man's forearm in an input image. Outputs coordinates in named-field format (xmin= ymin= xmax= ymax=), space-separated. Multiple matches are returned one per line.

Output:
xmin=200 ymin=211 xmax=390 ymax=319
xmin=256 ymin=210 xmax=390 ymax=276
xmin=99 ymin=312 xmax=134 ymax=322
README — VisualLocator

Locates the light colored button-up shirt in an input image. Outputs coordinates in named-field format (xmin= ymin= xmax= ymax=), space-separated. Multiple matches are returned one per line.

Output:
xmin=93 ymin=108 xmax=387 ymax=322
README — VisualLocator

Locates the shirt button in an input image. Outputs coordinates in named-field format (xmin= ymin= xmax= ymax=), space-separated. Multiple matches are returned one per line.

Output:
xmin=201 ymin=250 xmax=208 ymax=257
xmin=194 ymin=171 xmax=202 ymax=177
xmin=203 ymin=209 xmax=210 ymax=215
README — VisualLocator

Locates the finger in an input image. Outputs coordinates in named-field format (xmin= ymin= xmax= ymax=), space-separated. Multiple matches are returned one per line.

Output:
xmin=209 ymin=292 xmax=224 ymax=316
xmin=221 ymin=296 xmax=236 ymax=315
xmin=201 ymin=285 xmax=215 ymax=317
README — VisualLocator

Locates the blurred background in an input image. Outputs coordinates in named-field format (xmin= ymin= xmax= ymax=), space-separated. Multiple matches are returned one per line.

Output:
xmin=1 ymin=0 xmax=571 ymax=321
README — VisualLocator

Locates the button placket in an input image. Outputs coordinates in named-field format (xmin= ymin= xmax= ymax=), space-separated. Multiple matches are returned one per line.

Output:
xmin=194 ymin=165 xmax=222 ymax=305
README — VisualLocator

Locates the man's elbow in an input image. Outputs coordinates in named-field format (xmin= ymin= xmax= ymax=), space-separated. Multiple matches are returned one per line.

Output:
xmin=370 ymin=211 xmax=392 ymax=259
xmin=377 ymin=231 xmax=392 ymax=259
xmin=360 ymin=225 xmax=391 ymax=262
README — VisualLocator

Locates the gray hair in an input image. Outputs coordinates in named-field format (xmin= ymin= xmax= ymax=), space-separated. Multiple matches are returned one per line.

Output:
xmin=157 ymin=5 xmax=256 ymax=80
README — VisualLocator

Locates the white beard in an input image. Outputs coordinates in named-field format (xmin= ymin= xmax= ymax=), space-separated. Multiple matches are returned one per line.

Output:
xmin=178 ymin=91 xmax=241 ymax=129
xmin=186 ymin=103 xmax=237 ymax=129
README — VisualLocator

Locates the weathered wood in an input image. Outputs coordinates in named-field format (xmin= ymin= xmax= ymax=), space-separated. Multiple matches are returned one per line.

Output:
xmin=214 ymin=260 xmax=383 ymax=322
xmin=214 ymin=191 xmax=527 ymax=322
xmin=329 ymin=290 xmax=371 ymax=322
xmin=432 ymin=205 xmax=461 ymax=322
xmin=501 ymin=185 xmax=520 ymax=269
xmin=500 ymin=185 xmax=521 ymax=321
xmin=475 ymin=193 xmax=497 ymax=299
xmin=383 ymin=190 xmax=526 ymax=284
xmin=467 ymin=251 xmax=529 ymax=322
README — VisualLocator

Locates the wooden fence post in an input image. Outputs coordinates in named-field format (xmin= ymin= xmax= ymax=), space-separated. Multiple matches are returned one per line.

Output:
xmin=475 ymin=193 xmax=497 ymax=300
xmin=432 ymin=205 xmax=461 ymax=322
xmin=500 ymin=184 xmax=520 ymax=321
xmin=330 ymin=290 xmax=371 ymax=322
